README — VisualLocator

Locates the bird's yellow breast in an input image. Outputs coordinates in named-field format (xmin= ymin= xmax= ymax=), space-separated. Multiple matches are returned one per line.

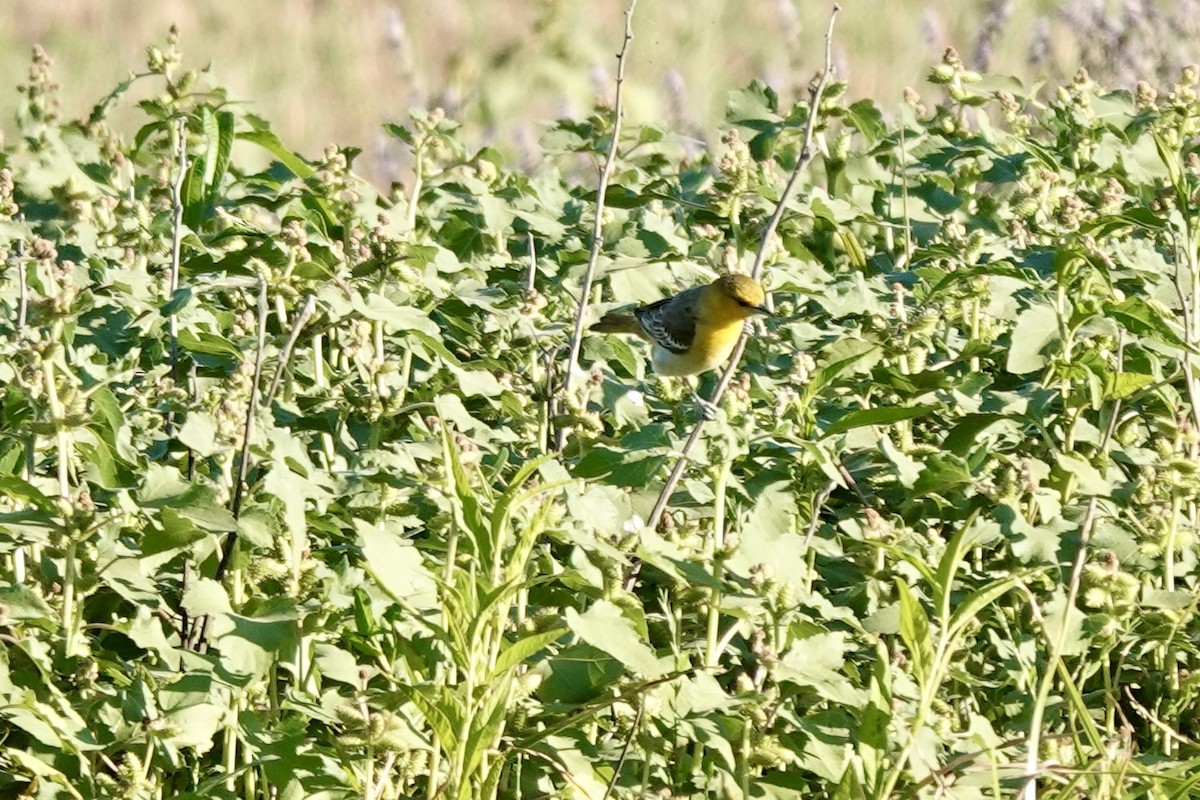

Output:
xmin=651 ymin=318 xmax=744 ymax=376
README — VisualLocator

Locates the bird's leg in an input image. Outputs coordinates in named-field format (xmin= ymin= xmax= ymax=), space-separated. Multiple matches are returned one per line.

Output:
xmin=686 ymin=378 xmax=719 ymax=421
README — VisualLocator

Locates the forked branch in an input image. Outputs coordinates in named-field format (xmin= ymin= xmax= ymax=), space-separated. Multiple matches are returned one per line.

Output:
xmin=645 ymin=4 xmax=842 ymax=530
xmin=556 ymin=0 xmax=640 ymax=452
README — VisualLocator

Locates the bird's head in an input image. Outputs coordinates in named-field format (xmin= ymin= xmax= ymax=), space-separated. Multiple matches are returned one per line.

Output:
xmin=708 ymin=274 xmax=770 ymax=319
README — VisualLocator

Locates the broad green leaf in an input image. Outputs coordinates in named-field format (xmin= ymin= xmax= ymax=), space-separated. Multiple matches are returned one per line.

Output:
xmin=178 ymin=411 xmax=226 ymax=457
xmin=354 ymin=293 xmax=440 ymax=334
xmin=141 ymin=507 xmax=209 ymax=556
xmin=912 ymin=453 xmax=973 ymax=496
xmin=1102 ymin=370 xmax=1155 ymax=400
xmin=1006 ymin=302 xmax=1059 ymax=374
xmin=822 ymin=404 xmax=938 ymax=437
xmin=1105 ymin=296 xmax=1189 ymax=349
xmin=565 ymin=601 xmax=666 ymax=678
xmin=775 ymin=632 xmax=865 ymax=707
xmin=1057 ymin=453 xmax=1111 ymax=496
xmin=895 ymin=579 xmax=932 ymax=684
xmin=947 ymin=576 xmax=1021 ymax=641
xmin=0 ymin=583 xmax=56 ymax=629
xmin=358 ymin=521 xmax=438 ymax=612
xmin=488 ymin=628 xmax=567 ymax=683
xmin=177 ymin=329 xmax=245 ymax=359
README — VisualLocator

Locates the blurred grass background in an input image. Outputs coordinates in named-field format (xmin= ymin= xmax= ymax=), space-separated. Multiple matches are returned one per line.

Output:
xmin=3 ymin=0 xmax=1196 ymax=182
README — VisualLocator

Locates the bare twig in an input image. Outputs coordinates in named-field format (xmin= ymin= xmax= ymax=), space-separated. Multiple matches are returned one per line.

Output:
xmin=645 ymin=4 xmax=841 ymax=531
xmin=525 ymin=231 xmax=538 ymax=294
xmin=1123 ymin=685 xmax=1196 ymax=747
xmin=167 ymin=116 xmax=187 ymax=435
xmin=264 ymin=293 xmax=317 ymax=407
xmin=555 ymin=0 xmax=639 ymax=452
xmin=1169 ymin=230 xmax=1200 ymax=436
xmin=179 ymin=358 xmax=200 ymax=646
xmin=219 ymin=276 xmax=270 ymax=575
xmin=600 ymin=696 xmax=644 ymax=800
xmin=13 ymin=231 xmax=27 ymax=331
xmin=1020 ymin=333 xmax=1124 ymax=800
xmin=195 ymin=276 xmax=270 ymax=650
xmin=802 ymin=479 xmax=838 ymax=551
xmin=179 ymin=558 xmax=191 ymax=648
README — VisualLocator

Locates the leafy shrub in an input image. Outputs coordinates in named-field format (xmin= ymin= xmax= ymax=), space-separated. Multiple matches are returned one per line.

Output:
xmin=1 ymin=28 xmax=1200 ymax=800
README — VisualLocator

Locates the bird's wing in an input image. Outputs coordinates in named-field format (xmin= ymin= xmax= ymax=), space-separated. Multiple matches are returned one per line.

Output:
xmin=634 ymin=287 xmax=699 ymax=354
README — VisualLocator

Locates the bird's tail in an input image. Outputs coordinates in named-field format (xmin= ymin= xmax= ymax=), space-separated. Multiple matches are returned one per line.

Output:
xmin=590 ymin=312 xmax=645 ymax=338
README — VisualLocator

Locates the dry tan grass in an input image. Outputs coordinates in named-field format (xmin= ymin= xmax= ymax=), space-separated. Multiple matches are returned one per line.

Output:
xmin=1 ymin=0 xmax=1190 ymax=180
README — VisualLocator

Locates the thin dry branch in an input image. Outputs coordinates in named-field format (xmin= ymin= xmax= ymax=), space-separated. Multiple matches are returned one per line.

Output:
xmin=166 ymin=116 xmax=187 ymax=435
xmin=195 ymin=276 xmax=270 ymax=650
xmin=645 ymin=4 xmax=842 ymax=531
xmin=219 ymin=276 xmax=270 ymax=576
xmin=13 ymin=231 xmax=26 ymax=331
xmin=264 ymin=293 xmax=317 ymax=407
xmin=555 ymin=0 xmax=639 ymax=452
xmin=1169 ymin=232 xmax=1200 ymax=436
xmin=600 ymin=696 xmax=645 ymax=800
xmin=1019 ymin=334 xmax=1125 ymax=800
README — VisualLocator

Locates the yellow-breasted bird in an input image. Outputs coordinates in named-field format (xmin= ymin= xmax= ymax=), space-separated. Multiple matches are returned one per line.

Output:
xmin=590 ymin=274 xmax=770 ymax=415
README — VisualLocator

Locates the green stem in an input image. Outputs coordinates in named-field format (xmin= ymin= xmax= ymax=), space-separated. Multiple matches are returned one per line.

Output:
xmin=406 ymin=140 xmax=426 ymax=232
xmin=224 ymin=719 xmax=237 ymax=793
xmin=877 ymin=638 xmax=949 ymax=799
xmin=395 ymin=347 xmax=414 ymax=407
xmin=44 ymin=350 xmax=80 ymax=655
xmin=373 ymin=320 xmax=386 ymax=399
xmin=1021 ymin=497 xmax=1099 ymax=800
xmin=969 ymin=294 xmax=982 ymax=373
xmin=739 ymin=714 xmax=750 ymax=799
xmin=1165 ymin=494 xmax=1181 ymax=590
xmin=313 ymin=332 xmax=336 ymax=466
xmin=705 ymin=461 xmax=730 ymax=669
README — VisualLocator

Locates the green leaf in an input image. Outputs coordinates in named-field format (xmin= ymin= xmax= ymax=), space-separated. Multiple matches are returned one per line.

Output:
xmin=1102 ymin=370 xmax=1155 ymax=400
xmin=1057 ymin=453 xmax=1111 ymax=497
xmin=1006 ymin=302 xmax=1059 ymax=374
xmin=177 ymin=329 xmax=245 ymax=359
xmin=574 ymin=447 xmax=666 ymax=487
xmin=822 ymin=404 xmax=938 ymax=437
xmin=358 ymin=521 xmax=438 ymax=612
xmin=396 ymin=684 xmax=462 ymax=755
xmin=775 ymin=632 xmax=865 ymax=706
xmin=314 ymin=643 xmax=364 ymax=686
xmin=912 ymin=453 xmax=974 ymax=496
xmin=895 ymin=579 xmax=932 ymax=684
xmin=240 ymin=128 xmax=318 ymax=179
xmin=160 ymin=287 xmax=194 ymax=315
xmin=178 ymin=411 xmax=226 ymax=457
xmin=565 ymin=600 xmax=666 ymax=678
xmin=726 ymin=80 xmax=781 ymax=125
xmin=0 ymin=583 xmax=56 ymax=629
xmin=488 ymin=628 xmax=567 ymax=683
xmin=1105 ymin=296 xmax=1189 ymax=350
xmin=947 ymin=576 xmax=1021 ymax=641
xmin=141 ymin=507 xmax=210 ymax=556
xmin=354 ymin=293 xmax=440 ymax=334
xmin=0 ymin=476 xmax=55 ymax=513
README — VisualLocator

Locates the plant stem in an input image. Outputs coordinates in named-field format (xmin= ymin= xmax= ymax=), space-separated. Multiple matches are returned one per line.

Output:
xmin=166 ymin=116 xmax=186 ymax=436
xmin=555 ymin=0 xmax=639 ymax=451
xmin=705 ymin=460 xmax=730 ymax=669
xmin=646 ymin=4 xmax=841 ymax=530
xmin=44 ymin=347 xmax=79 ymax=655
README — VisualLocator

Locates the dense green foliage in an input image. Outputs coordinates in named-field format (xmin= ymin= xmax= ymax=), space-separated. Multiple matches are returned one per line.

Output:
xmin=2 ymin=32 xmax=1200 ymax=800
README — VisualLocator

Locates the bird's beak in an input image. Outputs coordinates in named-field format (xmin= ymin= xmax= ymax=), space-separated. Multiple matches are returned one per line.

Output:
xmin=751 ymin=304 xmax=772 ymax=316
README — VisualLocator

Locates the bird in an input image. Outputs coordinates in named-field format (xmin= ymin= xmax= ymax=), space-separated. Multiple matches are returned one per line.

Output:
xmin=590 ymin=274 xmax=771 ymax=417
